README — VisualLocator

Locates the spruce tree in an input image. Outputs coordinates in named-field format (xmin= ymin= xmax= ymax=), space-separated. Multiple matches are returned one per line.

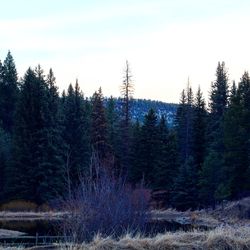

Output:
xmin=129 ymin=119 xmax=142 ymax=184
xmin=0 ymin=128 xmax=11 ymax=201
xmin=62 ymin=81 xmax=91 ymax=193
xmin=5 ymin=66 xmax=65 ymax=203
xmin=175 ymin=84 xmax=194 ymax=165
xmin=200 ymin=62 xmax=229 ymax=206
xmin=136 ymin=109 xmax=160 ymax=185
xmin=0 ymin=51 xmax=19 ymax=133
xmin=106 ymin=96 xmax=119 ymax=151
xmin=172 ymin=86 xmax=205 ymax=209
xmin=172 ymin=157 xmax=199 ymax=210
xmin=90 ymin=88 xmax=112 ymax=169
xmin=223 ymin=72 xmax=250 ymax=198
xmin=41 ymin=68 xmax=65 ymax=200
xmin=192 ymin=87 xmax=207 ymax=171
xmin=6 ymin=68 xmax=42 ymax=201
xmin=152 ymin=116 xmax=178 ymax=191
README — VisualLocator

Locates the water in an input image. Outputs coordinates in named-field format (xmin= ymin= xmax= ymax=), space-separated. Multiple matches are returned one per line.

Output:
xmin=0 ymin=220 xmax=57 ymax=236
xmin=0 ymin=219 xmax=61 ymax=247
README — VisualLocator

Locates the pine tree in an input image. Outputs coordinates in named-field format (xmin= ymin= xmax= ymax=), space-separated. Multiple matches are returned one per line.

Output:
xmin=175 ymin=83 xmax=194 ymax=164
xmin=175 ymin=89 xmax=186 ymax=160
xmin=200 ymin=62 xmax=229 ymax=206
xmin=0 ymin=53 xmax=18 ymax=201
xmin=136 ymin=109 xmax=160 ymax=185
xmin=0 ymin=128 xmax=11 ymax=201
xmin=172 ymin=157 xmax=199 ymax=210
xmin=223 ymin=72 xmax=250 ymax=198
xmin=91 ymin=88 xmax=112 ymax=169
xmin=172 ymin=86 xmax=205 ymax=209
xmin=106 ymin=96 xmax=119 ymax=150
xmin=40 ymin=68 xmax=65 ymax=200
xmin=0 ymin=51 xmax=19 ymax=133
xmin=209 ymin=62 xmax=229 ymax=120
xmin=239 ymin=73 xmax=250 ymax=194
xmin=192 ymin=87 xmax=207 ymax=170
xmin=5 ymin=66 xmax=65 ymax=203
xmin=129 ymin=119 xmax=142 ymax=184
xmin=62 ymin=81 xmax=91 ymax=193
xmin=119 ymin=61 xmax=134 ymax=173
xmin=152 ymin=116 xmax=178 ymax=192
xmin=5 ymin=68 xmax=42 ymax=201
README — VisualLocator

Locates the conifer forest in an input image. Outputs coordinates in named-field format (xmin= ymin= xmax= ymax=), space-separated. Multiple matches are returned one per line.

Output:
xmin=0 ymin=51 xmax=249 ymax=211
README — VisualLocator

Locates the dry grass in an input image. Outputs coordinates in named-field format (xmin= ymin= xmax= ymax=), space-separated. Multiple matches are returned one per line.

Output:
xmin=52 ymin=226 xmax=250 ymax=250
xmin=0 ymin=225 xmax=249 ymax=249
xmin=1 ymin=226 xmax=249 ymax=250
xmin=151 ymin=208 xmax=220 ymax=228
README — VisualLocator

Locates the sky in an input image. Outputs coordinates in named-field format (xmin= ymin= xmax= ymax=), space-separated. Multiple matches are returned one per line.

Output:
xmin=1 ymin=0 xmax=250 ymax=103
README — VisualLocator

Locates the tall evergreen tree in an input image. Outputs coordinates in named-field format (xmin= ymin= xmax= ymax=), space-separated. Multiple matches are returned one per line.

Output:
xmin=41 ymin=68 xmax=65 ymax=199
xmin=106 ymin=96 xmax=119 ymax=150
xmin=136 ymin=109 xmax=160 ymax=185
xmin=119 ymin=61 xmax=134 ymax=173
xmin=0 ymin=51 xmax=19 ymax=133
xmin=152 ymin=116 xmax=178 ymax=191
xmin=200 ymin=62 xmax=229 ymax=206
xmin=6 ymin=68 xmax=41 ymax=201
xmin=171 ymin=156 xmax=199 ymax=210
xmin=175 ymin=83 xmax=194 ymax=165
xmin=129 ymin=119 xmax=142 ymax=184
xmin=192 ymin=86 xmax=207 ymax=170
xmin=62 ymin=81 xmax=90 ymax=193
xmin=91 ymin=88 xmax=107 ymax=155
xmin=0 ymin=128 xmax=11 ymax=201
xmin=223 ymin=72 xmax=250 ymax=198
xmin=173 ymin=86 xmax=205 ymax=209
xmin=209 ymin=62 xmax=229 ymax=120
xmin=5 ymin=66 xmax=64 ymax=203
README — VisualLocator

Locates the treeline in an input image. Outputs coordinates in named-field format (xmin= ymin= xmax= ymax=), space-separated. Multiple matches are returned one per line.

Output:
xmin=0 ymin=52 xmax=249 ymax=210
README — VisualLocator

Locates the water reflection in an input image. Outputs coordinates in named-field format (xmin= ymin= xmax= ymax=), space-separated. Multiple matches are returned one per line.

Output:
xmin=0 ymin=220 xmax=57 ymax=235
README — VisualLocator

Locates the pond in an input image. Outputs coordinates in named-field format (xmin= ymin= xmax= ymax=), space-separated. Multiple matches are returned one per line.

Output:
xmin=0 ymin=219 xmax=62 ymax=247
xmin=0 ymin=219 xmax=57 ymax=236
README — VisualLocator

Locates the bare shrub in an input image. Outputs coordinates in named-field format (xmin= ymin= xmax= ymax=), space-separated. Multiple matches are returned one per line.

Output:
xmin=60 ymin=160 xmax=148 ymax=242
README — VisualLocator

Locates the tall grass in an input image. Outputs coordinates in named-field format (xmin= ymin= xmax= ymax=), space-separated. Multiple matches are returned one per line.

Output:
xmin=0 ymin=224 xmax=249 ymax=249
xmin=57 ymin=225 xmax=249 ymax=250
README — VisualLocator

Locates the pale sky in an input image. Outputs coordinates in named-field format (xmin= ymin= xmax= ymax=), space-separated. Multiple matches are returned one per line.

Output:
xmin=1 ymin=0 xmax=250 ymax=103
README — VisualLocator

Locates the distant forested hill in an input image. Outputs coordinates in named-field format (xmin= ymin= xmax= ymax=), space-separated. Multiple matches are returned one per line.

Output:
xmin=104 ymin=98 xmax=178 ymax=125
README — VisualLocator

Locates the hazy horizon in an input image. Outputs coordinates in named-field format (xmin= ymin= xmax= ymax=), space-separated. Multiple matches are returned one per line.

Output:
xmin=1 ymin=0 xmax=250 ymax=103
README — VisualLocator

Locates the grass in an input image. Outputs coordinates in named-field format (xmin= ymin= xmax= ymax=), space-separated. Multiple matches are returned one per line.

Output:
xmin=151 ymin=208 xmax=220 ymax=228
xmin=1 ymin=225 xmax=249 ymax=250
xmin=59 ymin=226 xmax=250 ymax=250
